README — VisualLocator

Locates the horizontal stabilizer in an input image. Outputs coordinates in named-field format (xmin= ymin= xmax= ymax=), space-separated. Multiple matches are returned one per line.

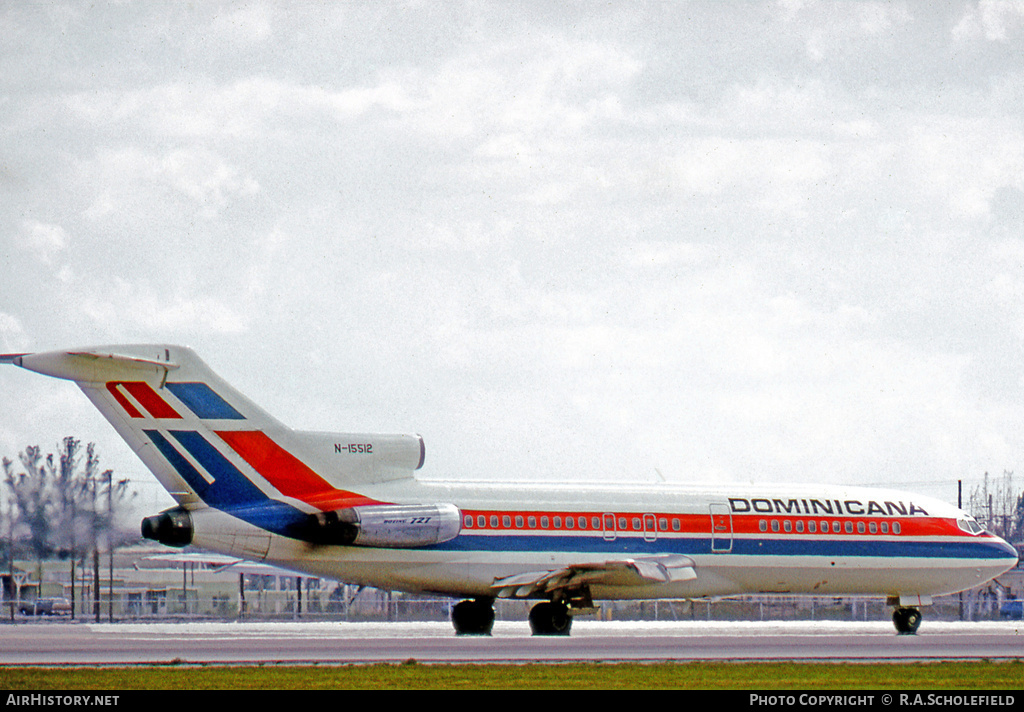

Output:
xmin=12 ymin=347 xmax=179 ymax=383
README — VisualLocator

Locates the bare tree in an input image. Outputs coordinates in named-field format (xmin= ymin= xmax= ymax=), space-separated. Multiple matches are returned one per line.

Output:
xmin=3 ymin=439 xmax=135 ymax=617
xmin=967 ymin=470 xmax=1019 ymax=541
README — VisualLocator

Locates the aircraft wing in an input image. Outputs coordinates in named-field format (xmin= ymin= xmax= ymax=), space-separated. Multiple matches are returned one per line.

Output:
xmin=491 ymin=554 xmax=696 ymax=599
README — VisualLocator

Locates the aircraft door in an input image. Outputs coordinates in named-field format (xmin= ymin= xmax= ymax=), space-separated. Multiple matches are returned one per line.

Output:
xmin=603 ymin=513 xmax=616 ymax=541
xmin=643 ymin=513 xmax=657 ymax=542
xmin=709 ymin=503 xmax=733 ymax=553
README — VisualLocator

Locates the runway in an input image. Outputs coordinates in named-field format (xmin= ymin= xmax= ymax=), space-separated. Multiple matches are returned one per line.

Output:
xmin=1 ymin=619 xmax=1021 ymax=665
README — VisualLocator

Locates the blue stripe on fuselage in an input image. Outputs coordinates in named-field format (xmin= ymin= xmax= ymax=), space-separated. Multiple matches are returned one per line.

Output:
xmin=433 ymin=532 xmax=1015 ymax=561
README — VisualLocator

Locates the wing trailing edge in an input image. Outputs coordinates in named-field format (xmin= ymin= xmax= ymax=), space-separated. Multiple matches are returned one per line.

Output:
xmin=492 ymin=554 xmax=697 ymax=599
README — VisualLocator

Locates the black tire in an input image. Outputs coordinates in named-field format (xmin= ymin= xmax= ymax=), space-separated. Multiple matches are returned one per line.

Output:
xmin=451 ymin=599 xmax=495 ymax=636
xmin=529 ymin=601 xmax=572 ymax=636
xmin=893 ymin=607 xmax=922 ymax=635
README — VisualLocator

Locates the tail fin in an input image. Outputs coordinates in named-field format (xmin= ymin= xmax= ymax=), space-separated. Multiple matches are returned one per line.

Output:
xmin=8 ymin=345 xmax=425 ymax=518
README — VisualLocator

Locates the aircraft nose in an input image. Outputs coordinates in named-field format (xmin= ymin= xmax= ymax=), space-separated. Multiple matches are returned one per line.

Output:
xmin=990 ymin=535 xmax=1019 ymax=565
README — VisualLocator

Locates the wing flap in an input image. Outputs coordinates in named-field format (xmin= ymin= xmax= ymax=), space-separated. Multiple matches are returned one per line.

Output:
xmin=492 ymin=554 xmax=696 ymax=599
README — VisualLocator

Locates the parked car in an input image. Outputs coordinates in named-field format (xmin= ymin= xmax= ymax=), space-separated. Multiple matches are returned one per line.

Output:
xmin=18 ymin=597 xmax=72 ymax=616
xmin=1000 ymin=600 xmax=1023 ymax=620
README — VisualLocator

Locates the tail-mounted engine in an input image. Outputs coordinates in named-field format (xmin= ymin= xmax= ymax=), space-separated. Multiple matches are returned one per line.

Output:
xmin=143 ymin=502 xmax=462 ymax=550
xmin=141 ymin=507 xmax=194 ymax=547
xmin=306 ymin=503 xmax=462 ymax=548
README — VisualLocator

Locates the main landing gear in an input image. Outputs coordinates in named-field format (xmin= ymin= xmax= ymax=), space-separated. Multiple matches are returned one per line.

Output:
xmin=449 ymin=597 xmax=575 ymax=636
xmin=451 ymin=598 xmax=496 ymax=635
xmin=528 ymin=601 xmax=573 ymax=636
xmin=892 ymin=607 xmax=922 ymax=635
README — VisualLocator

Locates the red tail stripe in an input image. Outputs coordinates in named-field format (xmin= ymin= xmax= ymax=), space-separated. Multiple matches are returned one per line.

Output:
xmin=106 ymin=382 xmax=143 ymax=418
xmin=216 ymin=430 xmax=377 ymax=510
xmin=118 ymin=381 xmax=182 ymax=419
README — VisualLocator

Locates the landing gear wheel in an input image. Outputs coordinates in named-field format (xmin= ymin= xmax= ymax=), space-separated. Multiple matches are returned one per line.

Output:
xmin=529 ymin=601 xmax=573 ymax=636
xmin=451 ymin=598 xmax=495 ymax=636
xmin=892 ymin=607 xmax=922 ymax=635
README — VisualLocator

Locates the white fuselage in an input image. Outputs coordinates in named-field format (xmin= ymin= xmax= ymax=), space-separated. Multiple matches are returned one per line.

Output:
xmin=189 ymin=477 xmax=1018 ymax=602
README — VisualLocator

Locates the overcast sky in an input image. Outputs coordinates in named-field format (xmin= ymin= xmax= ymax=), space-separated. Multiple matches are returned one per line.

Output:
xmin=2 ymin=1 xmax=1023 ymax=513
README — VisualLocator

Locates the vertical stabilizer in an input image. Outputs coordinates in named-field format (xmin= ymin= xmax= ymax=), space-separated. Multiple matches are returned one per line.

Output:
xmin=5 ymin=345 xmax=445 ymax=550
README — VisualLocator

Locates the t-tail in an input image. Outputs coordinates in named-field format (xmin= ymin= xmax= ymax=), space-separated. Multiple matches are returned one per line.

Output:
xmin=4 ymin=345 xmax=460 ymax=557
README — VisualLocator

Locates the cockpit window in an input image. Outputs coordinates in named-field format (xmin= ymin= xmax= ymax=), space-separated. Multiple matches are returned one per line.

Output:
xmin=957 ymin=517 xmax=985 ymax=535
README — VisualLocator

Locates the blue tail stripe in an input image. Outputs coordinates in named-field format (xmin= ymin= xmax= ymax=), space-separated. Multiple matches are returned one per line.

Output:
xmin=166 ymin=382 xmax=245 ymax=420
xmin=167 ymin=429 xmax=265 ymax=508
xmin=144 ymin=428 xmax=309 ymax=537
xmin=145 ymin=429 xmax=212 ymax=500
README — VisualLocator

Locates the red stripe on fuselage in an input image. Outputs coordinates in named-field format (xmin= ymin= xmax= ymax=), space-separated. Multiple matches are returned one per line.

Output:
xmin=459 ymin=509 xmax=976 ymax=540
xmin=216 ymin=430 xmax=377 ymax=510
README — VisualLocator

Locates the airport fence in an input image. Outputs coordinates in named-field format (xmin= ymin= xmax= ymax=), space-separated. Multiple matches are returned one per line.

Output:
xmin=2 ymin=552 xmax=1016 ymax=624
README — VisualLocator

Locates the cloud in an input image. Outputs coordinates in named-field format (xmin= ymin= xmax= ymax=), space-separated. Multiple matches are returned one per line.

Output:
xmin=63 ymin=77 xmax=414 ymax=141
xmin=209 ymin=4 xmax=275 ymax=45
xmin=3 ymin=2 xmax=1024 ymax=498
xmin=0 ymin=312 xmax=30 ymax=352
xmin=79 ymin=146 xmax=259 ymax=220
xmin=78 ymin=279 xmax=250 ymax=338
xmin=18 ymin=219 xmax=68 ymax=264
xmin=953 ymin=0 xmax=1024 ymax=42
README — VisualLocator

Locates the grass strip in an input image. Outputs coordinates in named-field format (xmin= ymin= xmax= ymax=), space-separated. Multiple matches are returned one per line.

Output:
xmin=1 ymin=661 xmax=1021 ymax=690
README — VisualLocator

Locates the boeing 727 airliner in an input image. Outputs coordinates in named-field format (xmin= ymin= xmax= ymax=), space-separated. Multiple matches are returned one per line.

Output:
xmin=2 ymin=345 xmax=1017 ymax=635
